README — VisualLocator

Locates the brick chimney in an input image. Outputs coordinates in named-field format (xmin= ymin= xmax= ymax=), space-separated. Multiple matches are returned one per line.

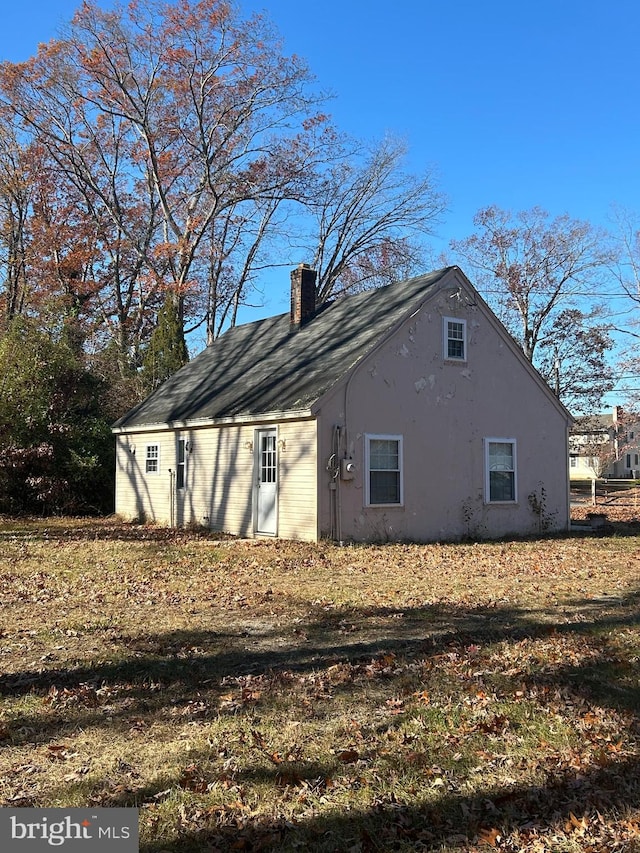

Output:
xmin=290 ymin=264 xmax=317 ymax=330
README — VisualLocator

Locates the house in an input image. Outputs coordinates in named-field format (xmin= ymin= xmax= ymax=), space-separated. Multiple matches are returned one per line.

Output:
xmin=569 ymin=407 xmax=640 ymax=479
xmin=113 ymin=265 xmax=572 ymax=542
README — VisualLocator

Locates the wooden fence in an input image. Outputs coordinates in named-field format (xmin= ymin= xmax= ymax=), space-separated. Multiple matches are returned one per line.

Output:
xmin=570 ymin=478 xmax=640 ymax=508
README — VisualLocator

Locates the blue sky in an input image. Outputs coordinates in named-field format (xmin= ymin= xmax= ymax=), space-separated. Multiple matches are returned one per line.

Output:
xmin=4 ymin=0 xmax=638 ymax=244
xmin=3 ymin=0 xmax=640 ymax=392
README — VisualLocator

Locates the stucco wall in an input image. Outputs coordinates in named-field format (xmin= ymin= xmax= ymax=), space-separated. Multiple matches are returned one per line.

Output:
xmin=115 ymin=418 xmax=317 ymax=540
xmin=316 ymin=276 xmax=570 ymax=542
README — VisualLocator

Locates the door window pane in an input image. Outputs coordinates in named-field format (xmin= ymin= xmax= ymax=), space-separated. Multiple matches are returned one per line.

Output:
xmin=261 ymin=434 xmax=277 ymax=483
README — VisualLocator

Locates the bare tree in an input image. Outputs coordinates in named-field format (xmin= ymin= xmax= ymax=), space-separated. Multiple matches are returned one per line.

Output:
xmin=611 ymin=205 xmax=640 ymax=308
xmin=302 ymin=136 xmax=446 ymax=304
xmin=451 ymin=206 xmax=615 ymax=412
xmin=0 ymin=122 xmax=32 ymax=328
xmin=452 ymin=206 xmax=613 ymax=361
xmin=605 ymin=206 xmax=640 ymax=409
xmin=536 ymin=309 xmax=614 ymax=413
xmin=0 ymin=0 xmax=325 ymax=357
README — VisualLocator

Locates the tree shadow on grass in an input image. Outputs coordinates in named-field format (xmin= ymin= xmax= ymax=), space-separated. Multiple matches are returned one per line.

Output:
xmin=3 ymin=589 xmax=639 ymax=850
xmin=134 ymin=752 xmax=640 ymax=852
xmin=2 ymin=588 xmax=639 ymax=716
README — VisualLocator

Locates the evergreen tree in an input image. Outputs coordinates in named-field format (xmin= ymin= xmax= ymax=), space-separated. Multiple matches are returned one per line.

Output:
xmin=142 ymin=297 xmax=189 ymax=391
xmin=0 ymin=318 xmax=114 ymax=514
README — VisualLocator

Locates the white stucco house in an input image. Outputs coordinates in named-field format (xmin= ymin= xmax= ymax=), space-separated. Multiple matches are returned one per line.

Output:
xmin=112 ymin=265 xmax=572 ymax=542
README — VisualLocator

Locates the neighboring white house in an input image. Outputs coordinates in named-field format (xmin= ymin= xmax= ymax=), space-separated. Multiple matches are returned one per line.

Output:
xmin=113 ymin=265 xmax=573 ymax=542
xmin=569 ymin=407 xmax=640 ymax=479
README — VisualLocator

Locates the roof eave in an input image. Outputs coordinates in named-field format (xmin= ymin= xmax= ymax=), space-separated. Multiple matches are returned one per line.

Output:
xmin=112 ymin=407 xmax=315 ymax=435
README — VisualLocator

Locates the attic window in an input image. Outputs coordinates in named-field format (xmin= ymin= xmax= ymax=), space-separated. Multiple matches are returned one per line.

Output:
xmin=444 ymin=317 xmax=466 ymax=361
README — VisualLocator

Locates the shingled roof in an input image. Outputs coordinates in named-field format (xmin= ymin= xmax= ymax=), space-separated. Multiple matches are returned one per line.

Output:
xmin=113 ymin=267 xmax=454 ymax=430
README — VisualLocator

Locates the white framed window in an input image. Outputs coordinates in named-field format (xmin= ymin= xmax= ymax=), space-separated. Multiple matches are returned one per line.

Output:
xmin=443 ymin=317 xmax=467 ymax=361
xmin=365 ymin=434 xmax=403 ymax=506
xmin=569 ymin=455 xmax=578 ymax=468
xmin=176 ymin=439 xmax=186 ymax=489
xmin=145 ymin=444 xmax=160 ymax=474
xmin=484 ymin=439 xmax=517 ymax=503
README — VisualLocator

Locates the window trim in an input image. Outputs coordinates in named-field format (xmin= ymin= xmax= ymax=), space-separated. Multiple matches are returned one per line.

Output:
xmin=145 ymin=443 xmax=160 ymax=475
xmin=364 ymin=433 xmax=404 ymax=507
xmin=484 ymin=438 xmax=517 ymax=504
xmin=443 ymin=316 xmax=467 ymax=362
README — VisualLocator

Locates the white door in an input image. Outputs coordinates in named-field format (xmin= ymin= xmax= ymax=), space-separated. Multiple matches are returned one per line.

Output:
xmin=255 ymin=429 xmax=278 ymax=535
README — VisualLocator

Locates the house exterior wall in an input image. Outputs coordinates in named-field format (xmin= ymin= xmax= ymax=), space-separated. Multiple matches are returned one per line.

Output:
xmin=569 ymin=455 xmax=603 ymax=480
xmin=115 ymin=418 xmax=318 ymax=540
xmin=316 ymin=278 xmax=570 ymax=542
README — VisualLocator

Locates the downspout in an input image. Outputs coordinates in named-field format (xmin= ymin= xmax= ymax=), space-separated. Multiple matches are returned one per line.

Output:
xmin=566 ymin=418 xmax=572 ymax=532
xmin=336 ymin=425 xmax=343 ymax=545
xmin=326 ymin=425 xmax=341 ymax=542
xmin=168 ymin=469 xmax=175 ymax=528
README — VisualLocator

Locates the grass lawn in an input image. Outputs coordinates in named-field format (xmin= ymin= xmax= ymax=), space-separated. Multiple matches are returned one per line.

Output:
xmin=0 ymin=517 xmax=639 ymax=852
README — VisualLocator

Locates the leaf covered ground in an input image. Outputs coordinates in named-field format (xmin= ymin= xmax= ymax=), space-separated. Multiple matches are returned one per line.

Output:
xmin=0 ymin=517 xmax=639 ymax=852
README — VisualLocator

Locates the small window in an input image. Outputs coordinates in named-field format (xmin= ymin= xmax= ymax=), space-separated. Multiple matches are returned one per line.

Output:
xmin=145 ymin=444 xmax=159 ymax=474
xmin=444 ymin=317 xmax=466 ymax=361
xmin=365 ymin=435 xmax=403 ymax=505
xmin=569 ymin=456 xmax=578 ymax=468
xmin=485 ymin=439 xmax=516 ymax=503
xmin=176 ymin=439 xmax=186 ymax=489
xmin=260 ymin=433 xmax=277 ymax=484
xmin=626 ymin=454 xmax=632 ymax=469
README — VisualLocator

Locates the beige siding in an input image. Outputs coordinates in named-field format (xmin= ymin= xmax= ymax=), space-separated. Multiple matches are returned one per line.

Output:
xmin=316 ymin=271 xmax=570 ymax=542
xmin=115 ymin=418 xmax=317 ymax=540
xmin=188 ymin=424 xmax=255 ymax=534
xmin=277 ymin=419 xmax=318 ymax=540
xmin=115 ymin=433 xmax=174 ymax=523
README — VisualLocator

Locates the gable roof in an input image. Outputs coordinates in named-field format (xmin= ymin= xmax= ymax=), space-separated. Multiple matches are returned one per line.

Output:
xmin=113 ymin=267 xmax=455 ymax=430
xmin=571 ymin=414 xmax=616 ymax=433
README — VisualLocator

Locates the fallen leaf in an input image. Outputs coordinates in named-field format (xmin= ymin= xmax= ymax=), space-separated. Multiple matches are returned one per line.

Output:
xmin=337 ymin=749 xmax=359 ymax=763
